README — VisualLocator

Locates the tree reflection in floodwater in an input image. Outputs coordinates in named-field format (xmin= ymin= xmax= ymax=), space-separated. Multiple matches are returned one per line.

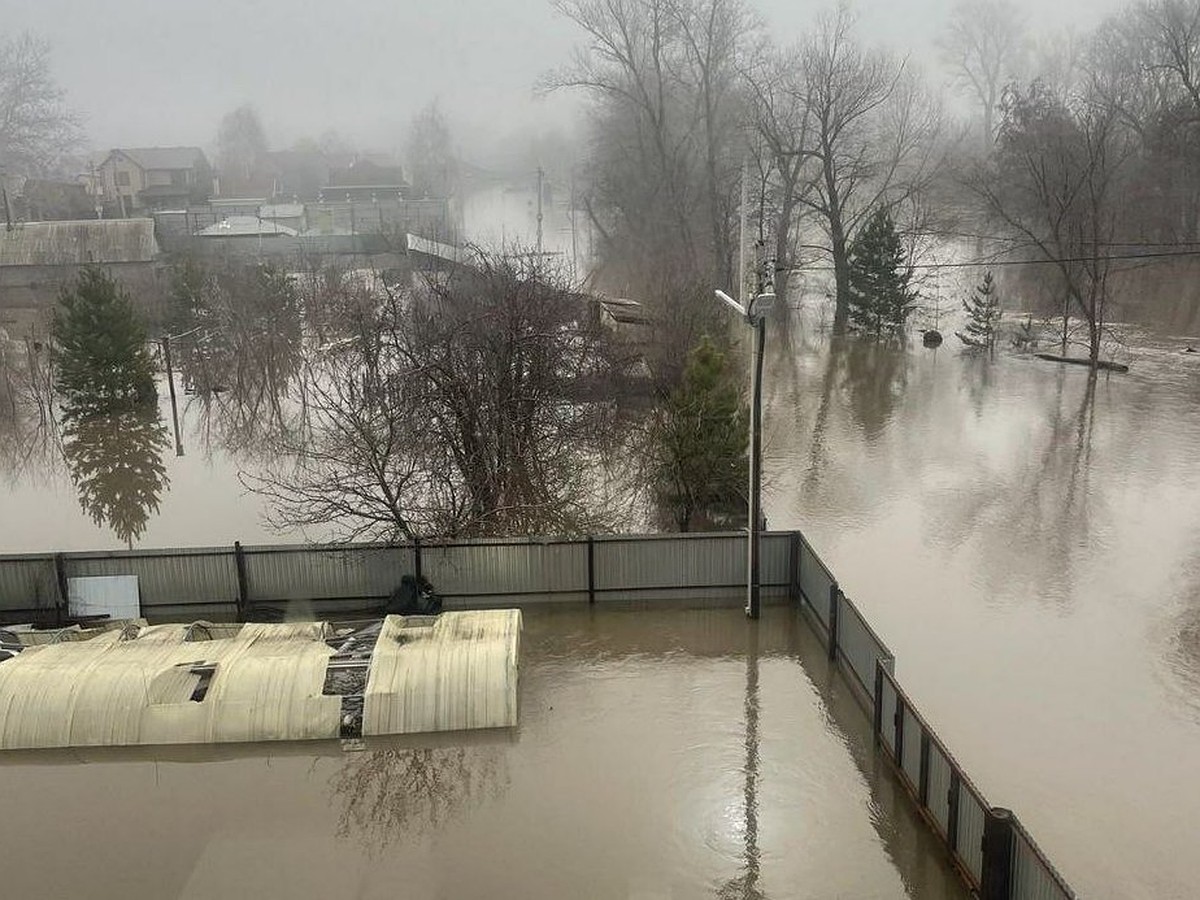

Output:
xmin=61 ymin=405 xmax=170 ymax=547
xmin=0 ymin=333 xmax=61 ymax=485
xmin=931 ymin=369 xmax=1100 ymax=604
xmin=329 ymin=743 xmax=508 ymax=856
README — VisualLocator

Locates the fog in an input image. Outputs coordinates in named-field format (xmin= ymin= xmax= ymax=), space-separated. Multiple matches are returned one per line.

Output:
xmin=0 ymin=0 xmax=1125 ymax=162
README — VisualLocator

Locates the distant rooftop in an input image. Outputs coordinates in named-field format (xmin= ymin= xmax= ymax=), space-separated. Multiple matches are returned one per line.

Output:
xmin=106 ymin=146 xmax=208 ymax=171
xmin=0 ymin=219 xmax=158 ymax=266
xmin=197 ymin=216 xmax=300 ymax=238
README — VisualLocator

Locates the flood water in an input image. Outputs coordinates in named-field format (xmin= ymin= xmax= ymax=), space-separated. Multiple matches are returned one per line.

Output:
xmin=0 ymin=606 xmax=965 ymax=900
xmin=762 ymin=317 xmax=1200 ymax=900
xmin=2 ymin=306 xmax=1200 ymax=899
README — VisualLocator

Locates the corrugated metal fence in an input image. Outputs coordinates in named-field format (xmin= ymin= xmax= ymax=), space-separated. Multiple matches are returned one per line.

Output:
xmin=793 ymin=534 xmax=1075 ymax=900
xmin=0 ymin=532 xmax=795 ymax=624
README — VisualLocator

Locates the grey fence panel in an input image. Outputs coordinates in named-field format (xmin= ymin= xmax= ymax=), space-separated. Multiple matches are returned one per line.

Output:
xmin=422 ymin=541 xmax=586 ymax=599
xmin=760 ymin=533 xmax=793 ymax=587
xmin=593 ymin=534 xmax=744 ymax=592
xmin=242 ymin=545 xmax=412 ymax=602
xmin=798 ymin=538 xmax=834 ymax=629
xmin=67 ymin=550 xmax=240 ymax=610
xmin=0 ymin=556 xmax=58 ymax=616
xmin=836 ymin=596 xmax=884 ymax=700
xmin=1012 ymin=823 xmax=1075 ymax=900
xmin=879 ymin=669 xmax=899 ymax=756
xmin=927 ymin=742 xmax=953 ymax=838
xmin=900 ymin=705 xmax=922 ymax=788
xmin=957 ymin=783 xmax=987 ymax=885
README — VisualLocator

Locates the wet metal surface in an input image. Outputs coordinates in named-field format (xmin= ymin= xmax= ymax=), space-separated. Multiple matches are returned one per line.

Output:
xmin=0 ymin=606 xmax=966 ymax=900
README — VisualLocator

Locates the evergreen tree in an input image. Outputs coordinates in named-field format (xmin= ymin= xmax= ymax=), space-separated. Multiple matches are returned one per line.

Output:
xmin=52 ymin=266 xmax=157 ymax=419
xmin=846 ymin=208 xmax=918 ymax=338
xmin=956 ymin=270 xmax=1002 ymax=354
xmin=651 ymin=336 xmax=748 ymax=532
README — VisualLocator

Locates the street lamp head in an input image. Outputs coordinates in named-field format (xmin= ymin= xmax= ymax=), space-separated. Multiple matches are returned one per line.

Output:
xmin=748 ymin=292 xmax=776 ymax=321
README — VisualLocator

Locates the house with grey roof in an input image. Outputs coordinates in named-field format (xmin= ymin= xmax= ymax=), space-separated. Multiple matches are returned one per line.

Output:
xmin=96 ymin=147 xmax=213 ymax=215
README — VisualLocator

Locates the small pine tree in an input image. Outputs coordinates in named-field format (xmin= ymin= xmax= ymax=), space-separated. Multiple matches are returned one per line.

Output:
xmin=651 ymin=336 xmax=749 ymax=532
xmin=52 ymin=266 xmax=157 ymax=419
xmin=847 ymin=208 xmax=919 ymax=338
xmin=956 ymin=270 xmax=1002 ymax=354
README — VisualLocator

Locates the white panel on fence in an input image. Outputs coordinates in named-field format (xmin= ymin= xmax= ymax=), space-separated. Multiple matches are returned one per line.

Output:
xmin=957 ymin=786 xmax=987 ymax=884
xmin=879 ymin=673 xmax=898 ymax=756
xmin=926 ymin=743 xmax=952 ymax=837
xmin=1012 ymin=828 xmax=1073 ymax=900
xmin=68 ymin=576 xmax=139 ymax=620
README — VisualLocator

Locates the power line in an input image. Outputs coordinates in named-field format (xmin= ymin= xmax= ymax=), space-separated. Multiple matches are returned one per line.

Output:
xmin=788 ymin=246 xmax=1200 ymax=273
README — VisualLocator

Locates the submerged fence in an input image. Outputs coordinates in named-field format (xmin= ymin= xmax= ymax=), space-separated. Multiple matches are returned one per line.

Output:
xmin=793 ymin=534 xmax=1075 ymax=900
xmin=0 ymin=529 xmax=1074 ymax=898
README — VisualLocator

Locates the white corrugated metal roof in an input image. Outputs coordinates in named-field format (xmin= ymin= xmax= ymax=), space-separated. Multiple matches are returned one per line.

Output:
xmin=0 ymin=611 xmax=521 ymax=749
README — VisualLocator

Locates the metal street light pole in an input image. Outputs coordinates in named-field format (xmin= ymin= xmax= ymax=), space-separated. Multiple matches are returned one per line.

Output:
xmin=715 ymin=282 xmax=773 ymax=620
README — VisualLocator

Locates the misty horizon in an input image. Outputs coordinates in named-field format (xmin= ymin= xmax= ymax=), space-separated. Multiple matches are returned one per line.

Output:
xmin=2 ymin=0 xmax=1125 ymax=165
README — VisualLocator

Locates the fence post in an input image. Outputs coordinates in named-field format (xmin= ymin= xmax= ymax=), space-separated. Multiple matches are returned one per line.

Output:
xmin=919 ymin=732 xmax=931 ymax=806
xmin=53 ymin=553 xmax=69 ymax=625
xmin=980 ymin=808 xmax=1016 ymax=900
xmin=872 ymin=660 xmax=884 ymax=744
xmin=947 ymin=771 xmax=962 ymax=854
xmin=789 ymin=531 xmax=801 ymax=605
xmin=827 ymin=585 xmax=840 ymax=661
xmin=586 ymin=536 xmax=596 ymax=604
xmin=233 ymin=542 xmax=249 ymax=621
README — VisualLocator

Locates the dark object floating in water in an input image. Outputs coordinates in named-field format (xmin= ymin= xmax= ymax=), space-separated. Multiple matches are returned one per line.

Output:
xmin=387 ymin=574 xmax=443 ymax=616
xmin=1034 ymin=352 xmax=1129 ymax=373
xmin=922 ymin=329 xmax=943 ymax=348
xmin=1186 ymin=346 xmax=1197 ymax=353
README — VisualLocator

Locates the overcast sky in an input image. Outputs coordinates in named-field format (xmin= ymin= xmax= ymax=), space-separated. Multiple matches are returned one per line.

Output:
xmin=1 ymin=0 xmax=1126 ymax=163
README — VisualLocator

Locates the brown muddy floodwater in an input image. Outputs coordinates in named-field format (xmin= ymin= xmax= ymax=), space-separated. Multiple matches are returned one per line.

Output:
xmin=762 ymin=319 xmax=1200 ymax=900
xmin=0 ymin=606 xmax=964 ymax=900
xmin=3 ymin=309 xmax=1200 ymax=898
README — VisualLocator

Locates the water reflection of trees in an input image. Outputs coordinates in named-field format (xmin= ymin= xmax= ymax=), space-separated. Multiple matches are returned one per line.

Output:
xmin=61 ymin=405 xmax=170 ymax=547
xmin=0 ymin=333 xmax=60 ymax=483
xmin=171 ymin=259 xmax=305 ymax=456
xmin=329 ymin=744 xmax=507 ymax=855
xmin=933 ymin=371 xmax=1100 ymax=602
xmin=803 ymin=335 xmax=908 ymax=493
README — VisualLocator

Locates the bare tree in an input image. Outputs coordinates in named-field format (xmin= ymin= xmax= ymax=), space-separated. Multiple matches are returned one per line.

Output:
xmin=215 ymin=104 xmax=268 ymax=185
xmin=404 ymin=101 xmax=459 ymax=200
xmin=938 ymin=0 xmax=1027 ymax=146
xmin=549 ymin=0 xmax=752 ymax=294
xmin=744 ymin=43 xmax=814 ymax=310
xmin=969 ymin=81 xmax=1134 ymax=365
xmin=799 ymin=7 xmax=942 ymax=332
xmin=0 ymin=33 xmax=81 ymax=176
xmin=243 ymin=251 xmax=638 ymax=541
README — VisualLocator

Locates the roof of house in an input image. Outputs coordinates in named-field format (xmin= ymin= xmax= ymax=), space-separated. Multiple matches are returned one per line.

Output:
xmin=105 ymin=146 xmax=207 ymax=171
xmin=0 ymin=219 xmax=158 ymax=266
xmin=328 ymin=158 xmax=407 ymax=188
xmin=197 ymin=216 xmax=300 ymax=237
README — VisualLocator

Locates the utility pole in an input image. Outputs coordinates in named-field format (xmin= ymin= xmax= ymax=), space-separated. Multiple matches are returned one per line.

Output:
xmin=161 ymin=335 xmax=184 ymax=457
xmin=536 ymin=166 xmax=545 ymax=258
